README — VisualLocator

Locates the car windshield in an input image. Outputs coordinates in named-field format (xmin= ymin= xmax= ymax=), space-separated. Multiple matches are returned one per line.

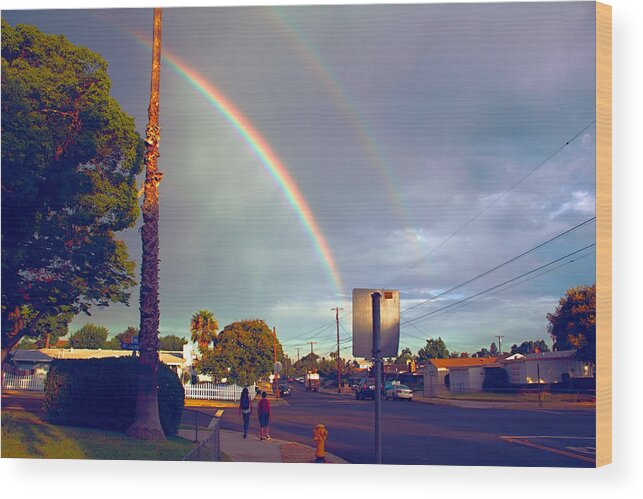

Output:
xmin=397 ymin=385 xmax=410 ymax=390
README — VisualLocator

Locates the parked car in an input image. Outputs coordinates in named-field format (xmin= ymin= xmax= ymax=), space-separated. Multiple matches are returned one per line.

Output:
xmin=385 ymin=383 xmax=413 ymax=401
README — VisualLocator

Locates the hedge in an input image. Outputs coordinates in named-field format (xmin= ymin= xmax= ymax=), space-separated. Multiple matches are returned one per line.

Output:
xmin=44 ymin=357 xmax=184 ymax=435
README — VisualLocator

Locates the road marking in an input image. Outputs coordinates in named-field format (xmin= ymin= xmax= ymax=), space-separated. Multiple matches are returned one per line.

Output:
xmin=500 ymin=436 xmax=596 ymax=464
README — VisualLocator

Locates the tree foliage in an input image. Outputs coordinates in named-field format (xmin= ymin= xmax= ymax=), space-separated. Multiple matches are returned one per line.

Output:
xmin=68 ymin=324 xmax=109 ymax=349
xmin=1 ymin=21 xmax=144 ymax=362
xmin=196 ymin=319 xmax=282 ymax=386
xmin=395 ymin=347 xmax=416 ymax=365
xmin=547 ymin=284 xmax=596 ymax=364
xmin=190 ymin=310 xmax=218 ymax=352
xmin=159 ymin=334 xmax=188 ymax=351
xmin=105 ymin=326 xmax=139 ymax=349
xmin=416 ymin=337 xmax=449 ymax=362
xmin=509 ymin=340 xmax=550 ymax=356
xmin=293 ymin=352 xmax=319 ymax=375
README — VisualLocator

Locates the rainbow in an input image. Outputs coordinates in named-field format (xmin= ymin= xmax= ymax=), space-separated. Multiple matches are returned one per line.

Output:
xmin=126 ymin=30 xmax=344 ymax=297
xmin=267 ymin=7 xmax=409 ymax=223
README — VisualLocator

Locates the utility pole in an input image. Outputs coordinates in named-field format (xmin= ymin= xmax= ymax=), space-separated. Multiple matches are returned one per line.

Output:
xmin=296 ymin=347 xmax=300 ymax=363
xmin=495 ymin=335 xmax=505 ymax=355
xmin=273 ymin=326 xmax=279 ymax=398
xmin=308 ymin=341 xmax=316 ymax=356
xmin=332 ymin=307 xmax=344 ymax=394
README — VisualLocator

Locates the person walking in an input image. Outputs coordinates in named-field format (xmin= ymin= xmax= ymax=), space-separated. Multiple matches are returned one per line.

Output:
xmin=257 ymin=391 xmax=271 ymax=441
xmin=238 ymin=387 xmax=252 ymax=439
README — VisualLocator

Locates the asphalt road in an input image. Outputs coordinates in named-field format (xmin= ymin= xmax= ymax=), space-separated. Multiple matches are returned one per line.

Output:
xmin=218 ymin=383 xmax=596 ymax=467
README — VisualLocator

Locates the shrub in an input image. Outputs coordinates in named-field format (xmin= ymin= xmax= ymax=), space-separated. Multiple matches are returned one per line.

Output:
xmin=482 ymin=367 xmax=509 ymax=392
xmin=44 ymin=357 xmax=184 ymax=435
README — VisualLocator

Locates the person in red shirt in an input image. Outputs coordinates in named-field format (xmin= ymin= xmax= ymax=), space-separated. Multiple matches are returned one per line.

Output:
xmin=257 ymin=391 xmax=271 ymax=441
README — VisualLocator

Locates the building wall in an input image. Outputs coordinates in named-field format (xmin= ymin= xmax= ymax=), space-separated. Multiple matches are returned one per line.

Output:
xmin=524 ymin=358 xmax=593 ymax=384
xmin=505 ymin=360 xmax=526 ymax=385
xmin=449 ymin=368 xmax=470 ymax=393
xmin=423 ymin=368 xmax=449 ymax=397
xmin=449 ymin=366 xmax=485 ymax=393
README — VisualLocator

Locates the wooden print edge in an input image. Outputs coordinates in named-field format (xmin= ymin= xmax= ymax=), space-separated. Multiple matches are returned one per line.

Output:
xmin=595 ymin=0 xmax=612 ymax=468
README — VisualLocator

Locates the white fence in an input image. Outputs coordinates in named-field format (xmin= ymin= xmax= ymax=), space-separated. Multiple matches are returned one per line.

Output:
xmin=2 ymin=372 xmax=46 ymax=391
xmin=183 ymin=382 xmax=256 ymax=401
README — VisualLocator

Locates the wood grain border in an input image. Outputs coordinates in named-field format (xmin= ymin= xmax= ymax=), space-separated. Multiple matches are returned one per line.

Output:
xmin=595 ymin=1 xmax=612 ymax=468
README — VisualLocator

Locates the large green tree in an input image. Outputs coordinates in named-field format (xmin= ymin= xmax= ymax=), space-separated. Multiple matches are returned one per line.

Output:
xmin=417 ymin=337 xmax=449 ymax=362
xmin=547 ymin=284 xmax=596 ymax=364
xmin=196 ymin=319 xmax=283 ymax=386
xmin=1 ymin=21 xmax=143 ymax=365
xmin=68 ymin=324 xmax=109 ymax=349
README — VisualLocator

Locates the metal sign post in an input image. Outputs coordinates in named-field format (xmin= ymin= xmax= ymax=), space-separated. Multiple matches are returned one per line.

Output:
xmin=352 ymin=287 xmax=399 ymax=465
xmin=372 ymin=291 xmax=382 ymax=465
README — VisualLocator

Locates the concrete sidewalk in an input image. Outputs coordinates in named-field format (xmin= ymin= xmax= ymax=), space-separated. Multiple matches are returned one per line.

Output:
xmin=220 ymin=429 xmax=349 ymax=464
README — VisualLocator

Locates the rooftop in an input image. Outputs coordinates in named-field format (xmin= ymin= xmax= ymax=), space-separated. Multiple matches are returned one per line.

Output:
xmin=428 ymin=357 xmax=499 ymax=369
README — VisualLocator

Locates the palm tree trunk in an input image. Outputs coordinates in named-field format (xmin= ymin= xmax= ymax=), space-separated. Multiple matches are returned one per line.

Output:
xmin=127 ymin=8 xmax=165 ymax=441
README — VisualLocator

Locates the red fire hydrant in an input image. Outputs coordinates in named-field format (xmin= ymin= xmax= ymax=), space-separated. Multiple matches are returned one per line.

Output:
xmin=313 ymin=424 xmax=328 ymax=462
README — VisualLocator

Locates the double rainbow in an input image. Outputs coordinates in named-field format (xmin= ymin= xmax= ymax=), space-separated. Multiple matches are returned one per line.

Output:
xmin=128 ymin=31 xmax=344 ymax=297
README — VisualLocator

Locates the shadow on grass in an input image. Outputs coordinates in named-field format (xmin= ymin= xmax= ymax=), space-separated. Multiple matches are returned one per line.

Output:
xmin=2 ymin=410 xmax=193 ymax=461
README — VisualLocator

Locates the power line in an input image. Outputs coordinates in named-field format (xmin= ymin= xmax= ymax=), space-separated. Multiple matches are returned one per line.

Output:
xmin=403 ymin=243 xmax=596 ymax=326
xmin=384 ymin=120 xmax=597 ymax=288
xmin=281 ymin=319 xmax=337 ymax=344
xmin=281 ymin=321 xmax=336 ymax=345
xmin=409 ymin=249 xmax=596 ymax=324
xmin=401 ymin=216 xmax=596 ymax=315
xmin=396 ymin=249 xmax=595 ymax=349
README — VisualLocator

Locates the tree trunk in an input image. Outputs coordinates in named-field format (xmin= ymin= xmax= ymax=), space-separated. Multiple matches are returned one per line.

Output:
xmin=127 ymin=8 xmax=165 ymax=441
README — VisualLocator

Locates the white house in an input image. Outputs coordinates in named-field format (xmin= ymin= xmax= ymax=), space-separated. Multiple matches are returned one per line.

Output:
xmin=502 ymin=349 xmax=593 ymax=385
xmin=7 ymin=348 xmax=186 ymax=379
xmin=423 ymin=357 xmax=499 ymax=396
xmin=448 ymin=365 xmax=492 ymax=393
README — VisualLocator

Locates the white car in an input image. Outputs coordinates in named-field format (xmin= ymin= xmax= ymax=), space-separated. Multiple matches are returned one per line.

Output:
xmin=385 ymin=384 xmax=413 ymax=401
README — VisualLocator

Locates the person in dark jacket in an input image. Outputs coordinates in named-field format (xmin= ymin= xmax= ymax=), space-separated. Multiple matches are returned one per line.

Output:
xmin=238 ymin=387 xmax=252 ymax=439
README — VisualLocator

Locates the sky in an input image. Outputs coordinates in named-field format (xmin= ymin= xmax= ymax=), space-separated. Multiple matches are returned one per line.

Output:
xmin=2 ymin=2 xmax=597 ymax=359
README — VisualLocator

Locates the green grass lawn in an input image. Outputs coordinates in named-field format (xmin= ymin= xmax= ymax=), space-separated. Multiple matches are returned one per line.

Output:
xmin=2 ymin=410 xmax=194 ymax=460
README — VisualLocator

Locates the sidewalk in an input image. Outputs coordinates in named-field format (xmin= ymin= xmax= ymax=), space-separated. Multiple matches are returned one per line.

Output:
xmin=220 ymin=429 xmax=349 ymax=464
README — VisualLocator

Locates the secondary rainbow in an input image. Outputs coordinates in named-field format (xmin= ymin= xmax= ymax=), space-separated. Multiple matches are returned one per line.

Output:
xmin=129 ymin=31 xmax=344 ymax=297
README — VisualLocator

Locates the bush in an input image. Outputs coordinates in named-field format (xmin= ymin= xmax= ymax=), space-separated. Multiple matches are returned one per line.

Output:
xmin=44 ymin=357 xmax=184 ymax=435
xmin=482 ymin=367 xmax=509 ymax=392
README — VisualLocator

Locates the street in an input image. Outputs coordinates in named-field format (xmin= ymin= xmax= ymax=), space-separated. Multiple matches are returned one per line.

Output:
xmin=217 ymin=383 xmax=596 ymax=467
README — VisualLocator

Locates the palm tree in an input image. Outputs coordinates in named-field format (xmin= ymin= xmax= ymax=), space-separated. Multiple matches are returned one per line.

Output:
xmin=190 ymin=310 xmax=219 ymax=352
xmin=127 ymin=8 xmax=165 ymax=441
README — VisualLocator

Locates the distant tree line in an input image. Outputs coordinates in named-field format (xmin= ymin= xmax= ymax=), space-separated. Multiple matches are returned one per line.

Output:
xmin=16 ymin=323 xmax=187 ymax=351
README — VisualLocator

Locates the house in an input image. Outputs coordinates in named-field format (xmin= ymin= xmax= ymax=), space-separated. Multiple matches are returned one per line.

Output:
xmin=423 ymin=357 xmax=498 ymax=396
xmin=448 ymin=363 xmax=501 ymax=393
xmin=8 ymin=350 xmax=54 ymax=381
xmin=501 ymin=349 xmax=594 ymax=386
xmin=6 ymin=348 xmax=186 ymax=380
